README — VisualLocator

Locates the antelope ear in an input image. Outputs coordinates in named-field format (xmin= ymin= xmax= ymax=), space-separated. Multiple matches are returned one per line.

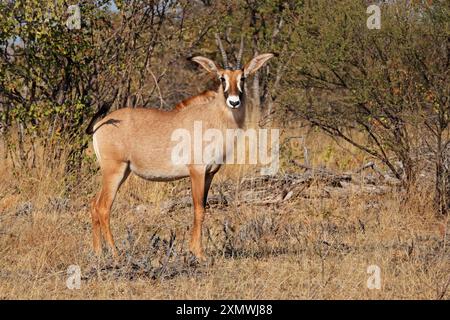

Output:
xmin=191 ymin=56 xmax=219 ymax=74
xmin=243 ymin=53 xmax=274 ymax=77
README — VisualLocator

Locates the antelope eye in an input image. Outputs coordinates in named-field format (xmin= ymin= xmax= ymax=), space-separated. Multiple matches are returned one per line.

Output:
xmin=220 ymin=77 xmax=225 ymax=82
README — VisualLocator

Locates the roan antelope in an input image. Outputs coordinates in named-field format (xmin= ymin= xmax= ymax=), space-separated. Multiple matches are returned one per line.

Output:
xmin=87 ymin=35 xmax=273 ymax=260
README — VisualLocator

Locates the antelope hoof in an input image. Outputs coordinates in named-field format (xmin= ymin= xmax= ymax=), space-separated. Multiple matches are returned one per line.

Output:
xmin=192 ymin=250 xmax=206 ymax=262
xmin=187 ymin=252 xmax=207 ymax=266
xmin=93 ymin=246 xmax=102 ymax=257
xmin=189 ymin=245 xmax=206 ymax=262
xmin=196 ymin=253 xmax=207 ymax=262
xmin=110 ymin=247 xmax=120 ymax=260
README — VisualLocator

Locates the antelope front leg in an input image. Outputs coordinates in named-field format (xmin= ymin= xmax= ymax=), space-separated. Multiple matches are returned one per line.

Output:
xmin=188 ymin=167 xmax=207 ymax=260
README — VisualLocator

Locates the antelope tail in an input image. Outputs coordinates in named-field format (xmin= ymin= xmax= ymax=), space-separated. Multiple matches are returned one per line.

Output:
xmin=85 ymin=89 xmax=118 ymax=135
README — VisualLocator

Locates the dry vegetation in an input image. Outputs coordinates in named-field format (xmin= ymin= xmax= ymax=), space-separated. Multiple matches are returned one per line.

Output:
xmin=1 ymin=1 xmax=449 ymax=300
xmin=0 ymin=132 xmax=448 ymax=300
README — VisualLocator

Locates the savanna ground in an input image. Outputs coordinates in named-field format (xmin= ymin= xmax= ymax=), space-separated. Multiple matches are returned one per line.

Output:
xmin=0 ymin=131 xmax=448 ymax=300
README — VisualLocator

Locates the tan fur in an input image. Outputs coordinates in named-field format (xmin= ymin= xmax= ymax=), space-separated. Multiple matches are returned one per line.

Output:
xmin=90 ymin=53 xmax=273 ymax=260
xmin=175 ymin=90 xmax=216 ymax=110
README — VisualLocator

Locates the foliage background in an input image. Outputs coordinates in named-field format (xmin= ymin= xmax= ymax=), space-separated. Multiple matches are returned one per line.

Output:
xmin=0 ymin=0 xmax=449 ymax=300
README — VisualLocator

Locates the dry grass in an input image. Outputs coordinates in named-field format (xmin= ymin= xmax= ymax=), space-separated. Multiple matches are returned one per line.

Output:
xmin=0 ymin=132 xmax=449 ymax=300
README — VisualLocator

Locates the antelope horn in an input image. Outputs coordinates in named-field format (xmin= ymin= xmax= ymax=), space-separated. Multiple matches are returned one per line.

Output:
xmin=236 ymin=35 xmax=244 ymax=69
xmin=215 ymin=33 xmax=229 ymax=69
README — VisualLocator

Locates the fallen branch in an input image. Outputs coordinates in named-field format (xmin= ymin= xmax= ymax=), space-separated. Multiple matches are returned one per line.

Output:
xmin=158 ymin=161 xmax=400 ymax=213
xmin=290 ymin=160 xmax=352 ymax=186
xmin=161 ymin=194 xmax=230 ymax=213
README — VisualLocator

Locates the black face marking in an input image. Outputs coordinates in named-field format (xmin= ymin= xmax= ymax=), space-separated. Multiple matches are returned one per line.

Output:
xmin=220 ymin=77 xmax=229 ymax=99
xmin=238 ymin=76 xmax=245 ymax=98
xmin=220 ymin=77 xmax=226 ymax=87
xmin=240 ymin=76 xmax=245 ymax=89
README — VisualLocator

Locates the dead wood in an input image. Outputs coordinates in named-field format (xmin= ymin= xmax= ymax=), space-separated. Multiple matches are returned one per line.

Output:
xmin=159 ymin=161 xmax=400 ymax=213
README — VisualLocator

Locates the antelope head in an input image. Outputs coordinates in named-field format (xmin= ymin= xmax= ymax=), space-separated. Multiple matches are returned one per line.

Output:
xmin=192 ymin=34 xmax=274 ymax=109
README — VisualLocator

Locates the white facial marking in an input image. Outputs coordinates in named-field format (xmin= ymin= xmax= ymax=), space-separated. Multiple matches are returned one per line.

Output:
xmin=226 ymin=95 xmax=240 ymax=109
xmin=237 ymin=73 xmax=243 ymax=92
xmin=222 ymin=74 xmax=230 ymax=92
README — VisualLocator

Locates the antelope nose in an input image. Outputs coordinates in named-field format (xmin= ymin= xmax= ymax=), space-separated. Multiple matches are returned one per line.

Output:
xmin=227 ymin=96 xmax=240 ymax=108
xmin=230 ymin=100 xmax=240 ymax=107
